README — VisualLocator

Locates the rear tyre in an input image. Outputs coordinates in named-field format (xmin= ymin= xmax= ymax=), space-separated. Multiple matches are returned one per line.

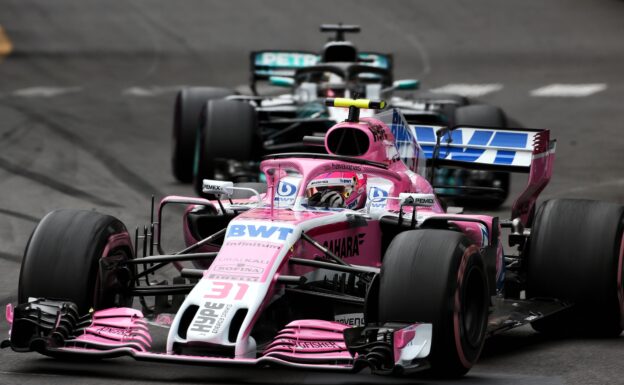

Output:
xmin=527 ymin=199 xmax=624 ymax=337
xmin=377 ymin=230 xmax=489 ymax=377
xmin=172 ymin=87 xmax=234 ymax=183
xmin=453 ymin=104 xmax=509 ymax=209
xmin=194 ymin=100 xmax=257 ymax=196
xmin=18 ymin=209 xmax=135 ymax=314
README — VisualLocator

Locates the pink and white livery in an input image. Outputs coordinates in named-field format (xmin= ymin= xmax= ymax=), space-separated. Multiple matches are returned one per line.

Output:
xmin=4 ymin=98 xmax=624 ymax=377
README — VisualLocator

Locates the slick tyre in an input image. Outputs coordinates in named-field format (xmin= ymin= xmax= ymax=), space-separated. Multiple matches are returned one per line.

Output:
xmin=18 ymin=209 xmax=135 ymax=314
xmin=172 ymin=87 xmax=234 ymax=183
xmin=527 ymin=199 xmax=624 ymax=337
xmin=454 ymin=104 xmax=510 ymax=208
xmin=377 ymin=230 xmax=489 ymax=377
xmin=194 ymin=99 xmax=257 ymax=196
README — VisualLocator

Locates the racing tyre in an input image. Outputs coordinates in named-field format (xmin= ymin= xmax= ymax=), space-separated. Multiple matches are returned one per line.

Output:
xmin=453 ymin=104 xmax=509 ymax=209
xmin=377 ymin=230 xmax=489 ymax=377
xmin=172 ymin=87 xmax=235 ymax=183
xmin=18 ymin=209 xmax=135 ymax=314
xmin=527 ymin=199 xmax=624 ymax=337
xmin=194 ymin=99 xmax=257 ymax=196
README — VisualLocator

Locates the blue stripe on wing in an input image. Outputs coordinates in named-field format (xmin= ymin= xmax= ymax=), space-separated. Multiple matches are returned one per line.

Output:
xmin=412 ymin=126 xmax=530 ymax=166
xmin=414 ymin=126 xmax=435 ymax=143
xmin=468 ymin=130 xmax=494 ymax=146
xmin=489 ymin=132 xmax=528 ymax=148
xmin=494 ymin=150 xmax=516 ymax=165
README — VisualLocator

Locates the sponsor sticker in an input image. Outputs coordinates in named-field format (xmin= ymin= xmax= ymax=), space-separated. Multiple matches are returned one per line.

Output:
xmin=330 ymin=163 xmax=362 ymax=172
xmin=94 ymin=326 xmax=134 ymax=338
xmin=368 ymin=186 xmax=389 ymax=208
xmin=206 ymin=239 xmax=282 ymax=282
xmin=322 ymin=233 xmax=364 ymax=259
xmin=277 ymin=181 xmax=297 ymax=197
xmin=255 ymin=52 xmax=318 ymax=68
xmin=226 ymin=224 xmax=294 ymax=242
xmin=335 ymin=313 xmax=365 ymax=327
xmin=399 ymin=193 xmax=435 ymax=207
xmin=189 ymin=301 xmax=232 ymax=335
xmin=369 ymin=124 xmax=387 ymax=142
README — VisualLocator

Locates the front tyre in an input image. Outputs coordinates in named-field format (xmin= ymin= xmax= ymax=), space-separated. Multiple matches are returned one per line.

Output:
xmin=172 ymin=87 xmax=234 ymax=183
xmin=18 ymin=209 xmax=135 ymax=314
xmin=376 ymin=230 xmax=489 ymax=377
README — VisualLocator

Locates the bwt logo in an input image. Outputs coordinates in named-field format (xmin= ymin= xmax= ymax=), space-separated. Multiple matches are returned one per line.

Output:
xmin=368 ymin=187 xmax=389 ymax=200
xmin=227 ymin=224 xmax=293 ymax=241
xmin=277 ymin=181 xmax=297 ymax=197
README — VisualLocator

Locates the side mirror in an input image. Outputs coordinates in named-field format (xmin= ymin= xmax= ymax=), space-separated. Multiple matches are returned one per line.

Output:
xmin=393 ymin=79 xmax=420 ymax=90
xmin=269 ymin=76 xmax=295 ymax=87
xmin=398 ymin=193 xmax=435 ymax=207
xmin=202 ymin=179 xmax=263 ymax=206
xmin=202 ymin=180 xmax=234 ymax=196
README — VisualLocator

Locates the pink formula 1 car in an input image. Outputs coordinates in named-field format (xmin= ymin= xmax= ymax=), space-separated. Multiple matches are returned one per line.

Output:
xmin=3 ymin=99 xmax=624 ymax=377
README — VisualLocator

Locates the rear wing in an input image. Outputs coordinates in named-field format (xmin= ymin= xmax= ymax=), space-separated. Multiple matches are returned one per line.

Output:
xmin=411 ymin=124 xmax=556 ymax=226
xmin=412 ymin=125 xmax=550 ymax=173
xmin=250 ymin=50 xmax=393 ymax=89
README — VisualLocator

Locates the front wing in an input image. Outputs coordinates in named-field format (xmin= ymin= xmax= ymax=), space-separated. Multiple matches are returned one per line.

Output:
xmin=3 ymin=299 xmax=432 ymax=375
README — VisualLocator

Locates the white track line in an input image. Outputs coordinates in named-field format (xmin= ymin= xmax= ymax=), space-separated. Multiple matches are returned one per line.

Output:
xmin=12 ymin=86 xmax=82 ymax=98
xmin=429 ymin=84 xmax=503 ymax=98
xmin=530 ymin=83 xmax=606 ymax=97
xmin=122 ymin=86 xmax=184 ymax=97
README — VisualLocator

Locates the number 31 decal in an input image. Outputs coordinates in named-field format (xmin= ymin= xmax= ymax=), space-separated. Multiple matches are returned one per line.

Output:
xmin=203 ymin=282 xmax=249 ymax=300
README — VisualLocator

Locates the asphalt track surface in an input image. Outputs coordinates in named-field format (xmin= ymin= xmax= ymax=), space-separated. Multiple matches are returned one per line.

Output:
xmin=1 ymin=0 xmax=623 ymax=384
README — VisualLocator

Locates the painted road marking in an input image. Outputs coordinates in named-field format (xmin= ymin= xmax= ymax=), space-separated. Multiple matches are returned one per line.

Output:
xmin=4 ymin=83 xmax=609 ymax=99
xmin=13 ymin=86 xmax=83 ymax=97
xmin=429 ymin=84 xmax=503 ymax=98
xmin=0 ymin=25 xmax=12 ymax=57
xmin=122 ymin=85 xmax=184 ymax=97
xmin=530 ymin=83 xmax=607 ymax=97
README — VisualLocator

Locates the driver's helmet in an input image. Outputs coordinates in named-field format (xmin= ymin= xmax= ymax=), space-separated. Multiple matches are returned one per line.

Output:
xmin=306 ymin=172 xmax=367 ymax=209
xmin=319 ymin=72 xmax=346 ymax=98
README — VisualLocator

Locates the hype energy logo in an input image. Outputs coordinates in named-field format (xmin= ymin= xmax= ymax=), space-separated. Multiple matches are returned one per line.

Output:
xmin=368 ymin=186 xmax=389 ymax=208
xmin=227 ymin=223 xmax=294 ymax=242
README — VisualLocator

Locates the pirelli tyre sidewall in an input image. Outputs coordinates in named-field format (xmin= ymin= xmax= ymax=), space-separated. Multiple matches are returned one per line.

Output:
xmin=194 ymin=99 xmax=258 ymax=196
xmin=527 ymin=199 xmax=624 ymax=336
xmin=377 ymin=230 xmax=489 ymax=377
xmin=18 ymin=209 xmax=135 ymax=314
xmin=172 ymin=87 xmax=234 ymax=183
